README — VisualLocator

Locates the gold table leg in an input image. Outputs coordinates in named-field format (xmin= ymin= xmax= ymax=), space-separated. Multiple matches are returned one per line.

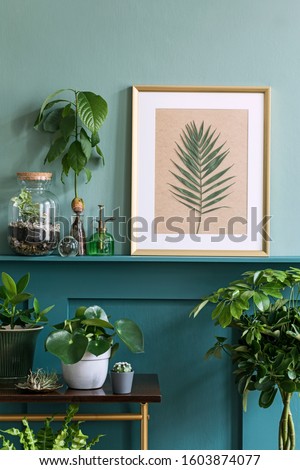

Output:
xmin=140 ymin=402 xmax=149 ymax=450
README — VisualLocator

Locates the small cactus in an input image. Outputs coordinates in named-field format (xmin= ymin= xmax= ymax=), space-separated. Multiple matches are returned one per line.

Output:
xmin=16 ymin=369 xmax=62 ymax=392
xmin=112 ymin=361 xmax=133 ymax=373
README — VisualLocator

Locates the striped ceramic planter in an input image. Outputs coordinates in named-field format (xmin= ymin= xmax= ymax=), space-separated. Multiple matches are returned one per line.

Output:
xmin=0 ymin=326 xmax=43 ymax=383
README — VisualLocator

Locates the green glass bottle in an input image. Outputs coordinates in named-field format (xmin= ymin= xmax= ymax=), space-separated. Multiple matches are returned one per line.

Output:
xmin=87 ymin=205 xmax=115 ymax=256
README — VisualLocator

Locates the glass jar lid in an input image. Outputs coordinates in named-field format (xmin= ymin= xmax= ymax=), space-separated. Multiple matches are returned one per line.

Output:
xmin=17 ymin=172 xmax=52 ymax=181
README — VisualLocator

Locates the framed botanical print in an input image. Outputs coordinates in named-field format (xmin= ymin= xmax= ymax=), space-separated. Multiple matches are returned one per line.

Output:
xmin=131 ymin=86 xmax=271 ymax=256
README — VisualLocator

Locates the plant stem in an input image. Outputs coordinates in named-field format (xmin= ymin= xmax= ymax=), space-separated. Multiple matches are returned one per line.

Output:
xmin=279 ymin=390 xmax=295 ymax=450
xmin=74 ymin=173 xmax=78 ymax=199
xmin=73 ymin=90 xmax=79 ymax=199
xmin=11 ymin=306 xmax=15 ymax=329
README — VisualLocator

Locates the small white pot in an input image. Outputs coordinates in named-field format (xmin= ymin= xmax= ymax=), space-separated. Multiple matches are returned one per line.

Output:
xmin=62 ymin=349 xmax=111 ymax=390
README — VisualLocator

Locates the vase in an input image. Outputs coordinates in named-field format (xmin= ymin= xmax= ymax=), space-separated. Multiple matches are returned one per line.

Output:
xmin=61 ymin=349 xmax=111 ymax=389
xmin=110 ymin=371 xmax=134 ymax=394
xmin=8 ymin=172 xmax=59 ymax=256
xmin=0 ymin=326 xmax=43 ymax=385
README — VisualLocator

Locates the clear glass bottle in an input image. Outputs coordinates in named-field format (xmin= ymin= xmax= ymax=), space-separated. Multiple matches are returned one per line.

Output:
xmin=8 ymin=172 xmax=60 ymax=256
xmin=86 ymin=205 xmax=115 ymax=256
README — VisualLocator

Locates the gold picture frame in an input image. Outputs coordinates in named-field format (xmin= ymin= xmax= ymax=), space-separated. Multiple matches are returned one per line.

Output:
xmin=131 ymin=86 xmax=271 ymax=257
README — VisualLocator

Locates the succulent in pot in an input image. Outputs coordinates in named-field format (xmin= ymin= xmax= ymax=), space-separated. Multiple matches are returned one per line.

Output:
xmin=111 ymin=362 xmax=134 ymax=394
xmin=112 ymin=362 xmax=133 ymax=373
xmin=0 ymin=271 xmax=54 ymax=382
xmin=45 ymin=305 xmax=144 ymax=389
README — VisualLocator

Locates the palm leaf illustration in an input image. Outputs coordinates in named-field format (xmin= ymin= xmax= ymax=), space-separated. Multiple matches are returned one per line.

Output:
xmin=169 ymin=120 xmax=235 ymax=233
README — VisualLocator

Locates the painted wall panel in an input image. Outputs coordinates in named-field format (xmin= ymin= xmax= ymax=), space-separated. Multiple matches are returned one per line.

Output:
xmin=1 ymin=0 xmax=300 ymax=451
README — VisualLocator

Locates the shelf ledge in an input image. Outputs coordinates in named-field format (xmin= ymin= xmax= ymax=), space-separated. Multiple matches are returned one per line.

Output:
xmin=0 ymin=255 xmax=300 ymax=263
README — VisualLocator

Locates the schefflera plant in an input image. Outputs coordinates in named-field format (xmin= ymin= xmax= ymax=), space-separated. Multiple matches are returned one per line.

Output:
xmin=191 ymin=267 xmax=300 ymax=450
xmin=34 ymin=88 xmax=108 ymax=212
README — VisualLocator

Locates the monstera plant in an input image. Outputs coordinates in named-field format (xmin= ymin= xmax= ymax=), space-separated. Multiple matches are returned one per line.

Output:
xmin=190 ymin=267 xmax=300 ymax=450
xmin=169 ymin=120 xmax=235 ymax=233
xmin=34 ymin=88 xmax=108 ymax=214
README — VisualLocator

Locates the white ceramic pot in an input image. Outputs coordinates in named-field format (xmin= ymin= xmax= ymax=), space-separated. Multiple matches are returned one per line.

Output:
xmin=62 ymin=349 xmax=111 ymax=389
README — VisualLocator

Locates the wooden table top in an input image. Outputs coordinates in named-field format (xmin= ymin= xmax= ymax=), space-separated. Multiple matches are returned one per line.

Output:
xmin=0 ymin=374 xmax=162 ymax=404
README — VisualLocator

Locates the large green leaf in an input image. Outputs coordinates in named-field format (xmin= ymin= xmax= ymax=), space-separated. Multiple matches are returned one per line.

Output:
xmin=60 ymin=112 xmax=76 ymax=140
xmin=169 ymin=121 xmax=235 ymax=233
xmin=87 ymin=338 xmax=111 ymax=356
xmin=259 ymin=387 xmax=277 ymax=408
xmin=80 ymin=128 xmax=92 ymax=160
xmin=253 ymin=292 xmax=270 ymax=312
xmin=114 ymin=318 xmax=144 ymax=353
xmin=34 ymin=88 xmax=70 ymax=129
xmin=1 ymin=272 xmax=17 ymax=298
xmin=45 ymin=136 xmax=68 ymax=163
xmin=77 ymin=91 xmax=108 ymax=134
xmin=67 ymin=141 xmax=87 ymax=175
xmin=16 ymin=273 xmax=30 ymax=294
xmin=45 ymin=330 xmax=88 ymax=364
xmin=42 ymin=108 xmax=63 ymax=133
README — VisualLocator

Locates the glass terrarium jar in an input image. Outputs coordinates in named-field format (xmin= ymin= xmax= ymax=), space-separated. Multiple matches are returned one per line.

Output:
xmin=8 ymin=172 xmax=60 ymax=256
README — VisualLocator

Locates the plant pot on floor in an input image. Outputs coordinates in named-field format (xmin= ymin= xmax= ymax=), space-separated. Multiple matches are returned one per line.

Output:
xmin=110 ymin=371 xmax=134 ymax=394
xmin=61 ymin=349 xmax=111 ymax=390
xmin=0 ymin=326 xmax=43 ymax=385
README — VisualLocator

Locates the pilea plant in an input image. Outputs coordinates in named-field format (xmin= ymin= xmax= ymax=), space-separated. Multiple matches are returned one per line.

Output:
xmin=190 ymin=267 xmax=300 ymax=450
xmin=0 ymin=404 xmax=103 ymax=450
xmin=34 ymin=88 xmax=108 ymax=213
xmin=45 ymin=305 xmax=144 ymax=364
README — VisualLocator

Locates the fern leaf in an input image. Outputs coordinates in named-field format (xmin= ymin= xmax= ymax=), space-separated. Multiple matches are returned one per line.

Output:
xmin=169 ymin=120 xmax=235 ymax=233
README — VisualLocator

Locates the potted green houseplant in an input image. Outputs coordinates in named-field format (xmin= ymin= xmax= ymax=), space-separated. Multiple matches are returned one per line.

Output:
xmin=0 ymin=271 xmax=54 ymax=383
xmin=34 ymin=88 xmax=108 ymax=254
xmin=110 ymin=361 xmax=134 ymax=394
xmin=190 ymin=267 xmax=300 ymax=450
xmin=45 ymin=305 xmax=144 ymax=390
xmin=0 ymin=404 xmax=103 ymax=450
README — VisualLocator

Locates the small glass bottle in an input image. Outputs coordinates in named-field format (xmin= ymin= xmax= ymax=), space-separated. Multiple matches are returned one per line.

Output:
xmin=86 ymin=205 xmax=115 ymax=256
xmin=8 ymin=172 xmax=59 ymax=256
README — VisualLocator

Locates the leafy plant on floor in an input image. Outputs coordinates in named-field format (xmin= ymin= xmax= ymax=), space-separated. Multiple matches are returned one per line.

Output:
xmin=190 ymin=267 xmax=300 ymax=450
xmin=0 ymin=404 xmax=103 ymax=450
xmin=34 ymin=88 xmax=108 ymax=212
xmin=169 ymin=120 xmax=235 ymax=233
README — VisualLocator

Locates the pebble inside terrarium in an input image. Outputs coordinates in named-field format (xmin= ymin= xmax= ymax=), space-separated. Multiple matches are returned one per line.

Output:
xmin=8 ymin=172 xmax=60 ymax=256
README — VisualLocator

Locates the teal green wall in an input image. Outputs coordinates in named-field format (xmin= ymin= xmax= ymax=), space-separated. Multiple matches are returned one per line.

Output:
xmin=1 ymin=0 xmax=300 ymax=255
xmin=1 ymin=0 xmax=300 ymax=450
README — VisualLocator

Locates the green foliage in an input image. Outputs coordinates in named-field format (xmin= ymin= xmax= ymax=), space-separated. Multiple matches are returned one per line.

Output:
xmin=170 ymin=121 xmax=235 ymax=233
xmin=0 ymin=272 xmax=54 ymax=329
xmin=0 ymin=405 xmax=103 ymax=450
xmin=45 ymin=305 xmax=144 ymax=364
xmin=191 ymin=267 xmax=300 ymax=450
xmin=34 ymin=88 xmax=108 ymax=197
xmin=112 ymin=361 xmax=133 ymax=373
xmin=11 ymin=188 xmax=40 ymax=223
